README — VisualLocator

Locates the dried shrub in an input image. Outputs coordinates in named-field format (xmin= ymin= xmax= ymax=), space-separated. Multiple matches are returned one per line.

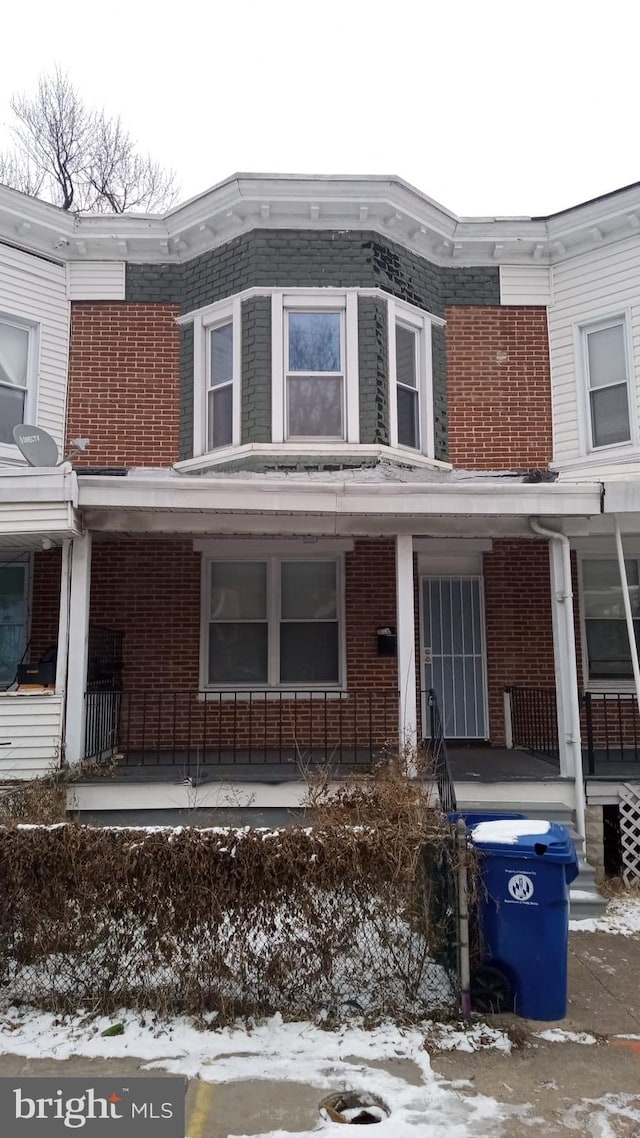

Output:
xmin=0 ymin=812 xmax=468 ymax=1023
xmin=0 ymin=773 xmax=67 ymax=826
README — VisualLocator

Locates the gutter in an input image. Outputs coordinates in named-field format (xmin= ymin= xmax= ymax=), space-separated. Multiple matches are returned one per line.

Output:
xmin=530 ymin=519 xmax=586 ymax=842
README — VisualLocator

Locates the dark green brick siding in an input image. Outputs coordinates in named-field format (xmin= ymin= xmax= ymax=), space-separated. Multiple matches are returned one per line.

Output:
xmin=179 ymin=324 xmax=194 ymax=460
xmin=241 ymin=296 xmax=272 ymax=444
xmin=125 ymin=230 xmax=500 ymax=464
xmin=357 ymin=296 xmax=390 ymax=445
xmin=431 ymin=324 xmax=448 ymax=462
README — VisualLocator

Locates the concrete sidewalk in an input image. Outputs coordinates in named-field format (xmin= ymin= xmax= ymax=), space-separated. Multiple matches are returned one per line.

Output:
xmin=0 ymin=929 xmax=638 ymax=1136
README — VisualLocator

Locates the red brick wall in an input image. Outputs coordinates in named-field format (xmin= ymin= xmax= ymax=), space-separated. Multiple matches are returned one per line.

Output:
xmin=86 ymin=538 xmax=401 ymax=753
xmin=484 ymin=540 xmax=555 ymax=745
xmin=29 ymin=550 xmax=61 ymax=662
xmin=67 ymin=303 xmax=181 ymax=467
xmin=446 ymin=306 xmax=553 ymax=470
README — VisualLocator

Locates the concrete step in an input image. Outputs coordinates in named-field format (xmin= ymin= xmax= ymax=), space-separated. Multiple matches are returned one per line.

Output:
xmin=456 ymin=802 xmax=608 ymax=922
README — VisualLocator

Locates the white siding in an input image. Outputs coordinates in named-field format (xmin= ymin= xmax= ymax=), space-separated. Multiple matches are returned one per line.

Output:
xmin=499 ymin=265 xmax=551 ymax=306
xmin=67 ymin=261 xmax=125 ymax=300
xmin=549 ymin=235 xmax=640 ymax=467
xmin=0 ymin=243 xmax=69 ymax=454
xmin=0 ymin=501 xmax=75 ymax=539
xmin=0 ymin=693 xmax=63 ymax=779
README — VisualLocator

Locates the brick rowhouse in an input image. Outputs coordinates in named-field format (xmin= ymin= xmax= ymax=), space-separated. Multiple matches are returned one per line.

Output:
xmin=66 ymin=303 xmax=181 ymax=467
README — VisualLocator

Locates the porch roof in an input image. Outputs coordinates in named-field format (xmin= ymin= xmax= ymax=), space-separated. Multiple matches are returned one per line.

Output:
xmin=0 ymin=465 xmax=81 ymax=548
xmin=76 ymin=465 xmax=603 ymax=533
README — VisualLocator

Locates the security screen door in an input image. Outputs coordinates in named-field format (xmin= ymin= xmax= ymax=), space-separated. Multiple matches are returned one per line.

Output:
xmin=421 ymin=576 xmax=488 ymax=739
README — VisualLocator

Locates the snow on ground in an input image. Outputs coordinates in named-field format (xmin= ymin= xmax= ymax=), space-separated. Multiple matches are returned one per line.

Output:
xmin=535 ymin=1028 xmax=598 ymax=1045
xmin=0 ymin=1009 xmax=522 ymax=1138
xmin=561 ymin=1093 xmax=640 ymax=1136
xmin=570 ymin=894 xmax=640 ymax=935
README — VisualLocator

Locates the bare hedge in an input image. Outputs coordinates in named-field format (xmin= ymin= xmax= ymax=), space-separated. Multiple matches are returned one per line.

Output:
xmin=0 ymin=820 xmax=464 ymax=1022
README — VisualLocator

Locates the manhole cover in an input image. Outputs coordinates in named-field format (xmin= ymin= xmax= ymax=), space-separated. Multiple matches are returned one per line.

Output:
xmin=319 ymin=1091 xmax=389 ymax=1125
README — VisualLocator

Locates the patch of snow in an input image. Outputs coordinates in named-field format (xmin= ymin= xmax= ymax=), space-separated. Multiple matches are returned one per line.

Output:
xmin=0 ymin=1010 xmax=523 ymax=1138
xmin=569 ymin=896 xmax=640 ymax=935
xmin=423 ymin=1022 xmax=512 ymax=1054
xmin=470 ymin=820 xmax=551 ymax=845
xmin=535 ymin=1029 xmax=598 ymax=1045
xmin=561 ymin=1093 xmax=640 ymax=1136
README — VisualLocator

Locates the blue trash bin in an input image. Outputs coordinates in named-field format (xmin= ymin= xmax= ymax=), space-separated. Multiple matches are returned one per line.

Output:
xmin=468 ymin=818 xmax=579 ymax=1021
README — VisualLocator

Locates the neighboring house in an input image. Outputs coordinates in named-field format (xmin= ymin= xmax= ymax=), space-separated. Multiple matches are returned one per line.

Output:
xmin=0 ymin=200 xmax=79 ymax=778
xmin=3 ymin=173 xmax=640 ymax=881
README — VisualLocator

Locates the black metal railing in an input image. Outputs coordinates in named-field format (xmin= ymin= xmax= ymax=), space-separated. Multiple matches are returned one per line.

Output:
xmin=83 ymin=688 xmax=399 ymax=772
xmin=582 ymin=691 xmax=640 ymax=774
xmin=423 ymin=688 xmax=457 ymax=813
xmin=506 ymin=685 xmax=559 ymax=762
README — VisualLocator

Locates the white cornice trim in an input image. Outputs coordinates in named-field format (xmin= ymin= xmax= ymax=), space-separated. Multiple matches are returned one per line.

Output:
xmin=173 ymin=442 xmax=452 ymax=473
xmin=76 ymin=472 xmax=603 ymax=519
xmin=4 ymin=172 xmax=640 ymax=270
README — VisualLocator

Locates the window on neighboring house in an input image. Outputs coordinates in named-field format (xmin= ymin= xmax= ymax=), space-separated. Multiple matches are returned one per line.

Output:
xmin=204 ymin=557 xmax=341 ymax=687
xmin=0 ymin=561 xmax=28 ymax=688
xmin=285 ymin=310 xmax=344 ymax=438
xmin=207 ymin=320 xmax=234 ymax=449
xmin=583 ymin=318 xmax=632 ymax=449
xmin=582 ymin=558 xmax=640 ymax=680
xmin=388 ymin=299 xmax=435 ymax=456
xmin=0 ymin=317 xmax=33 ymax=447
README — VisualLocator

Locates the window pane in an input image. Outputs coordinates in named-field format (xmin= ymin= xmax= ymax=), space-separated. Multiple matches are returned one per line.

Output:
xmin=590 ymin=383 xmax=630 ymax=447
xmin=0 ymin=321 xmax=29 ymax=388
xmin=210 ymin=562 xmax=267 ymax=620
xmin=208 ymin=385 xmax=233 ymax=449
xmin=208 ymin=623 xmax=268 ymax=684
xmin=280 ymin=623 xmax=339 ymax=683
xmin=287 ymin=376 xmax=343 ymax=437
xmin=0 ymin=566 xmax=26 ymax=687
xmin=583 ymin=559 xmax=640 ymax=618
xmin=210 ymin=323 xmax=233 ymax=387
xmin=0 ymin=385 xmax=26 ymax=445
xmin=397 ymin=385 xmax=419 ymax=449
xmin=396 ymin=325 xmax=417 ymax=388
xmin=288 ymin=312 xmax=341 ymax=372
xmin=585 ymin=619 xmax=640 ymax=678
xmin=281 ymin=561 xmax=337 ymax=619
xmin=587 ymin=324 xmax=627 ymax=390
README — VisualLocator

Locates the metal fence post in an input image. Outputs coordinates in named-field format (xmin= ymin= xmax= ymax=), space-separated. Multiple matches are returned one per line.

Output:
xmin=456 ymin=818 xmax=471 ymax=1018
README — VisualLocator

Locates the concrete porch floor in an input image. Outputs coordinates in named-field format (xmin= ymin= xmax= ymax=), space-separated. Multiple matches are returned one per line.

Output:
xmin=76 ymin=743 xmax=640 ymax=784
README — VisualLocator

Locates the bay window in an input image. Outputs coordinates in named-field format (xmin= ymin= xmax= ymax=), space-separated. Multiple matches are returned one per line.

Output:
xmin=582 ymin=317 xmax=632 ymax=450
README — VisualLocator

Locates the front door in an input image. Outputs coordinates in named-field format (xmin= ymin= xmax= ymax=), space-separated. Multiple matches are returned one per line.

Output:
xmin=421 ymin=576 xmax=488 ymax=739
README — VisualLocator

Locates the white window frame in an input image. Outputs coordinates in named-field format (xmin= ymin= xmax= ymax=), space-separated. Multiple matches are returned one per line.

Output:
xmin=577 ymin=312 xmax=636 ymax=455
xmin=387 ymin=298 xmax=434 ymax=457
xmin=200 ymin=551 xmax=345 ymax=691
xmin=272 ymin=291 xmax=359 ymax=444
xmin=193 ymin=298 xmax=241 ymax=457
xmin=579 ymin=552 xmax=640 ymax=691
xmin=0 ymin=312 xmax=39 ymax=460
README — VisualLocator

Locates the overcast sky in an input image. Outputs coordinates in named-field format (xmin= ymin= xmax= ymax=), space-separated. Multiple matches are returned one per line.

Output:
xmin=1 ymin=0 xmax=637 ymax=218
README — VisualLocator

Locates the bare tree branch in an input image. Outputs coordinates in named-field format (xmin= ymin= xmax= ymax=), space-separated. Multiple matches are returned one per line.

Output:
xmin=0 ymin=67 xmax=177 ymax=214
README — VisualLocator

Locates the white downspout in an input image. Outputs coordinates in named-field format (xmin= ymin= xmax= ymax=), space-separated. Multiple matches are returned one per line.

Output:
xmin=613 ymin=515 xmax=640 ymax=707
xmin=530 ymin=518 xmax=586 ymax=842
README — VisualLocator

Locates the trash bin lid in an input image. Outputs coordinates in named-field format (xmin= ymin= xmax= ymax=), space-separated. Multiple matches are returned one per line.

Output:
xmin=469 ymin=819 xmax=576 ymax=862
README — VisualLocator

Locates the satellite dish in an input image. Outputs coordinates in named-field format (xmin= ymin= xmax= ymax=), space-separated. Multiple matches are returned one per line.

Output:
xmin=12 ymin=425 xmax=60 ymax=467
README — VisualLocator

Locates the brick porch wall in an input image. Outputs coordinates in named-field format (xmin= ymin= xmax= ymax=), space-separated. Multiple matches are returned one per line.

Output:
xmin=483 ymin=539 xmax=555 ymax=746
xmin=67 ymin=303 xmax=181 ymax=467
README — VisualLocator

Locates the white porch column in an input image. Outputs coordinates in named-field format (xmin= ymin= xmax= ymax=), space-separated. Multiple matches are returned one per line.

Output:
xmin=395 ymin=534 xmax=417 ymax=760
xmin=542 ymin=529 xmax=586 ymax=841
xmin=65 ymin=533 xmax=92 ymax=765
xmin=55 ymin=539 xmax=72 ymax=696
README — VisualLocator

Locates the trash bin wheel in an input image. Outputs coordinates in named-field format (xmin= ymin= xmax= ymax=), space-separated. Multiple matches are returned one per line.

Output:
xmin=470 ymin=965 xmax=513 ymax=1014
